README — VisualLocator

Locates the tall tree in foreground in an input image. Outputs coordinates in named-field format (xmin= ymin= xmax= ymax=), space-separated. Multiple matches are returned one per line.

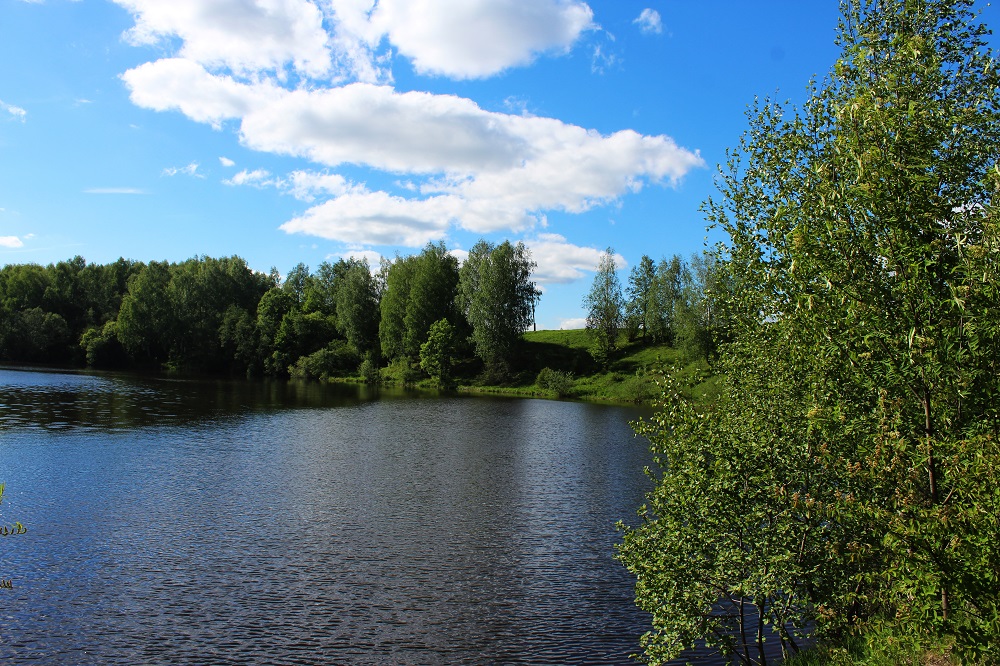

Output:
xmin=584 ymin=248 xmax=625 ymax=367
xmin=619 ymin=1 xmax=1000 ymax=663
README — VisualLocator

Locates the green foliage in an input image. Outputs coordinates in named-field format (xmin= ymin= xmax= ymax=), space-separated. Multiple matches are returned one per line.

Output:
xmin=785 ymin=628 xmax=958 ymax=666
xmin=382 ymin=356 xmax=422 ymax=386
xmin=379 ymin=254 xmax=416 ymax=361
xmin=584 ymin=248 xmax=625 ymax=367
xmin=288 ymin=340 xmax=361 ymax=381
xmin=0 ymin=307 xmax=71 ymax=363
xmin=256 ymin=287 xmax=296 ymax=375
xmin=620 ymin=1 xmax=1000 ymax=663
xmin=0 ymin=247 xmax=547 ymax=388
xmin=80 ymin=320 xmax=128 ymax=368
xmin=404 ymin=242 xmax=460 ymax=360
xmin=358 ymin=352 xmax=381 ymax=385
xmin=334 ymin=258 xmax=380 ymax=355
xmin=625 ymin=255 xmax=657 ymax=342
xmin=674 ymin=252 xmax=729 ymax=362
xmin=651 ymin=255 xmax=687 ymax=345
xmin=619 ymin=353 xmax=838 ymax=664
xmin=459 ymin=239 xmax=539 ymax=374
xmin=535 ymin=367 xmax=574 ymax=397
xmin=419 ymin=318 xmax=457 ymax=387
xmin=116 ymin=260 xmax=173 ymax=363
xmin=218 ymin=304 xmax=259 ymax=374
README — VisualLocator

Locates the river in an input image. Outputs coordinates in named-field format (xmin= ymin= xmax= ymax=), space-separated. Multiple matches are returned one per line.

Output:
xmin=0 ymin=366 xmax=671 ymax=665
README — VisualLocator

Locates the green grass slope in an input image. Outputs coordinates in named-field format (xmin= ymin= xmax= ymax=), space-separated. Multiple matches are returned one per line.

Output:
xmin=455 ymin=329 xmax=722 ymax=405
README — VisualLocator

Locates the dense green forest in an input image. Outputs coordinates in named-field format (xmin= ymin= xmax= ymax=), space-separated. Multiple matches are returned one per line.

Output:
xmin=619 ymin=1 xmax=1000 ymax=665
xmin=0 ymin=241 xmax=720 ymax=388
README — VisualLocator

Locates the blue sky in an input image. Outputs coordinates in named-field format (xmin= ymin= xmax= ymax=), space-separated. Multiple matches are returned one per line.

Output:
xmin=2 ymin=1 xmax=994 ymax=329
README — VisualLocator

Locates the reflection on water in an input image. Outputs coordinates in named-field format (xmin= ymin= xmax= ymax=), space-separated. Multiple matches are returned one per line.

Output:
xmin=0 ymin=367 xmax=728 ymax=665
xmin=0 ymin=366 xmax=380 ymax=433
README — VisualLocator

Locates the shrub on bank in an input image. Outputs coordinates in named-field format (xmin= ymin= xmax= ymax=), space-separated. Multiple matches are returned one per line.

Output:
xmin=535 ymin=367 xmax=574 ymax=397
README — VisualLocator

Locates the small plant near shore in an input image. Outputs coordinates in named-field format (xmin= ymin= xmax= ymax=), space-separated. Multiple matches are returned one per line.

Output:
xmin=1 ymin=483 xmax=27 ymax=590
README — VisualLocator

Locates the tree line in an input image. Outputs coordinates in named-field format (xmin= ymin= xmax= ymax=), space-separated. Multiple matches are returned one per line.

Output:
xmin=583 ymin=247 xmax=729 ymax=367
xmin=0 ymin=240 xmax=540 ymax=383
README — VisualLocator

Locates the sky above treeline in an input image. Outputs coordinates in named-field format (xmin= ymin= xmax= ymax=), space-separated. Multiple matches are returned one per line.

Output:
xmin=2 ymin=1 xmax=996 ymax=329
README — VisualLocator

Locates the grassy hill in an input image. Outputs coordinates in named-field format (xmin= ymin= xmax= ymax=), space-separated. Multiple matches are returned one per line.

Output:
xmin=453 ymin=329 xmax=722 ymax=405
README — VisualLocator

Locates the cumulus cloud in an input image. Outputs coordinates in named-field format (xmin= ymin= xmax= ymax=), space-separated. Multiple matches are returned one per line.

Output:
xmin=114 ymin=0 xmax=704 ymax=256
xmin=121 ymin=58 xmax=279 ymax=128
xmin=124 ymin=69 xmax=703 ymax=243
xmin=219 ymin=156 xmax=236 ymax=167
xmin=368 ymin=0 xmax=594 ymax=79
xmin=114 ymin=0 xmax=332 ymax=78
xmin=280 ymin=191 xmax=453 ymax=247
xmin=524 ymin=233 xmax=627 ymax=284
xmin=282 ymin=170 xmax=360 ymax=201
xmin=113 ymin=0 xmax=594 ymax=83
xmin=1 ymin=99 xmax=27 ymax=122
xmin=0 ymin=236 xmax=25 ymax=248
xmin=634 ymin=8 xmax=663 ymax=35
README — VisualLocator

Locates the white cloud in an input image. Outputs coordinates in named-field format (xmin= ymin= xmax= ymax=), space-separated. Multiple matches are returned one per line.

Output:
xmin=219 ymin=156 xmax=236 ymax=167
xmin=114 ymin=1 xmax=703 ymax=252
xmin=634 ymin=8 xmax=663 ymax=35
xmin=114 ymin=0 xmax=332 ymax=78
xmin=524 ymin=233 xmax=627 ymax=284
xmin=84 ymin=187 xmax=147 ymax=194
xmin=558 ymin=317 xmax=587 ymax=330
xmin=338 ymin=249 xmax=384 ymax=268
xmin=368 ymin=0 xmax=594 ymax=79
xmin=124 ymin=68 xmax=703 ymax=242
xmin=324 ymin=0 xmax=394 ymax=83
xmin=282 ymin=170 xmax=359 ymax=201
xmin=162 ymin=161 xmax=203 ymax=177
xmin=280 ymin=191 xmax=453 ymax=246
xmin=0 ymin=236 xmax=24 ymax=248
xmin=236 ymin=83 xmax=527 ymax=174
xmin=113 ymin=0 xmax=595 ymax=84
xmin=120 ymin=58 xmax=278 ymax=128
xmin=590 ymin=42 xmax=620 ymax=75
xmin=223 ymin=168 xmax=274 ymax=187
xmin=223 ymin=167 xmax=361 ymax=201
xmin=1 ymin=99 xmax=27 ymax=122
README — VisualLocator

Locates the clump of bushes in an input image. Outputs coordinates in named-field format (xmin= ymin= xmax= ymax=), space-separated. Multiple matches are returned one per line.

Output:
xmin=381 ymin=357 xmax=422 ymax=386
xmin=536 ymin=367 xmax=574 ymax=397
xmin=620 ymin=371 xmax=655 ymax=404
xmin=289 ymin=341 xmax=360 ymax=381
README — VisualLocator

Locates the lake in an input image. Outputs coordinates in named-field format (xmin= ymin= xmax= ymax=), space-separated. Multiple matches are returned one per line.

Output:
xmin=0 ymin=367 xmax=669 ymax=665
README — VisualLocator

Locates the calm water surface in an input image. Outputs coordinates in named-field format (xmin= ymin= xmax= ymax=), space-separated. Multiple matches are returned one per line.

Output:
xmin=0 ymin=367 xmax=677 ymax=665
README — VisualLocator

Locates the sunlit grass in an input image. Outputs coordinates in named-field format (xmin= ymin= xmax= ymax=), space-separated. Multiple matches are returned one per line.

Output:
xmin=461 ymin=329 xmax=726 ymax=405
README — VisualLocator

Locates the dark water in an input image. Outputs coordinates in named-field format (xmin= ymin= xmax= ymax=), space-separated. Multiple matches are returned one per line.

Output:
xmin=0 ymin=367 xmax=670 ymax=665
